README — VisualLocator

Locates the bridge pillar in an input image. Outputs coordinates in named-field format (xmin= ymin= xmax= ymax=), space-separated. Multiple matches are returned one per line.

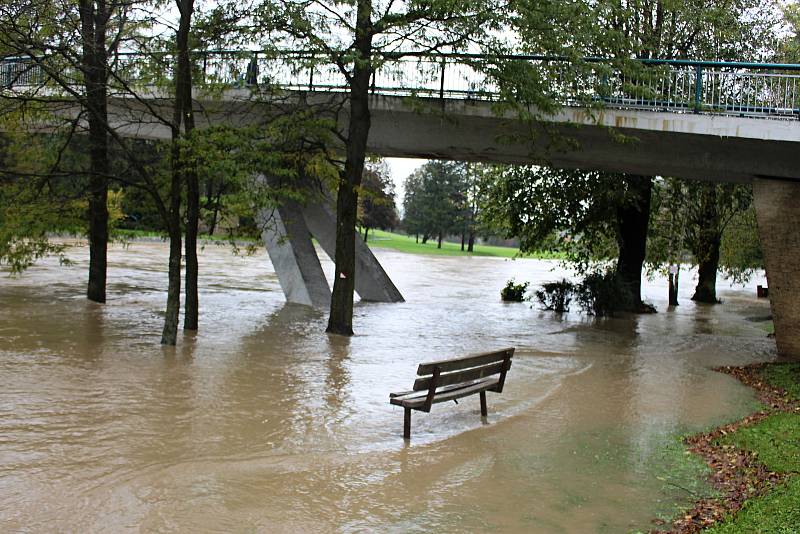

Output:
xmin=258 ymin=201 xmax=331 ymax=308
xmin=300 ymin=200 xmax=404 ymax=303
xmin=258 ymin=187 xmax=403 ymax=307
xmin=753 ymin=178 xmax=800 ymax=360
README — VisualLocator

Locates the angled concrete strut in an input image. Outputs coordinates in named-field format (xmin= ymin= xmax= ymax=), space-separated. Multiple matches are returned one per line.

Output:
xmin=258 ymin=201 xmax=331 ymax=308
xmin=300 ymin=200 xmax=404 ymax=303
xmin=259 ymin=185 xmax=403 ymax=308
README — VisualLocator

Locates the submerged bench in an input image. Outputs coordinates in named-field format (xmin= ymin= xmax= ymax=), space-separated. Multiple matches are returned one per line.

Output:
xmin=389 ymin=347 xmax=515 ymax=439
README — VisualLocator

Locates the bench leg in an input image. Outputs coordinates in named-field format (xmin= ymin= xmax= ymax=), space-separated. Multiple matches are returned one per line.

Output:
xmin=480 ymin=391 xmax=488 ymax=417
xmin=404 ymin=407 xmax=411 ymax=439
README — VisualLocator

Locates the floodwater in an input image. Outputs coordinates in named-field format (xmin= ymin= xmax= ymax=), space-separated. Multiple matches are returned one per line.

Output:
xmin=0 ymin=240 xmax=775 ymax=533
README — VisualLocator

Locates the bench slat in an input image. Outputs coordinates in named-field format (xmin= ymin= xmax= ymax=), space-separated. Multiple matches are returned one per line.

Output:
xmin=413 ymin=360 xmax=510 ymax=391
xmin=393 ymin=377 xmax=501 ymax=409
xmin=390 ymin=377 xmax=493 ymax=403
xmin=417 ymin=348 xmax=514 ymax=375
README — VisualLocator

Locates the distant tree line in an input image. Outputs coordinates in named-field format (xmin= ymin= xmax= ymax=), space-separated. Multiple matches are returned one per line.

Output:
xmin=401 ymin=161 xmax=485 ymax=251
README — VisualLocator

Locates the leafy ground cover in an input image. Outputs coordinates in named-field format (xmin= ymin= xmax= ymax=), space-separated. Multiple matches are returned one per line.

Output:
xmin=653 ymin=363 xmax=800 ymax=533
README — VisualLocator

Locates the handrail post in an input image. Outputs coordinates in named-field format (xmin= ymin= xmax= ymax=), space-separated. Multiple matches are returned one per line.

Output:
xmin=439 ymin=57 xmax=446 ymax=100
xmin=694 ymin=64 xmax=703 ymax=113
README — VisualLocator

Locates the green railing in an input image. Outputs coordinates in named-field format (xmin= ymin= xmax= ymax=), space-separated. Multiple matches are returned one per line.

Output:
xmin=3 ymin=51 xmax=800 ymax=118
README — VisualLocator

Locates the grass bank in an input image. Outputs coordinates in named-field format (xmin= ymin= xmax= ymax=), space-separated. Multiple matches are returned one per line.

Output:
xmin=113 ymin=228 xmax=563 ymax=260
xmin=656 ymin=363 xmax=800 ymax=533
xmin=703 ymin=363 xmax=800 ymax=533
xmin=363 ymin=229 xmax=563 ymax=259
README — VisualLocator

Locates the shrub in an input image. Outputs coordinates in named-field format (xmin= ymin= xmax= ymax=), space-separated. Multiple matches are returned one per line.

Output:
xmin=534 ymin=279 xmax=574 ymax=313
xmin=501 ymin=279 xmax=529 ymax=302
xmin=575 ymin=269 xmax=635 ymax=317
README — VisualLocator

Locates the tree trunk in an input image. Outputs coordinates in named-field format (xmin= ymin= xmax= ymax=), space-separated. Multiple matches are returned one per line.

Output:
xmin=691 ymin=186 xmax=721 ymax=304
xmin=178 ymin=0 xmax=198 ymax=331
xmin=161 ymin=217 xmax=182 ymax=345
xmin=692 ymin=238 xmax=721 ymax=303
xmin=80 ymin=0 xmax=110 ymax=304
xmin=615 ymin=175 xmax=653 ymax=311
xmin=437 ymin=231 xmax=443 ymax=249
xmin=363 ymin=226 xmax=369 ymax=243
xmin=422 ymin=234 xmax=428 ymax=244
xmin=668 ymin=268 xmax=679 ymax=306
xmin=467 ymin=232 xmax=475 ymax=252
xmin=162 ymin=137 xmax=183 ymax=345
xmin=415 ymin=234 xmax=418 ymax=243
xmin=162 ymin=0 xmax=193 ymax=345
xmin=327 ymin=1 xmax=373 ymax=336
xmin=206 ymin=183 xmax=224 ymax=236
xmin=460 ymin=232 xmax=465 ymax=251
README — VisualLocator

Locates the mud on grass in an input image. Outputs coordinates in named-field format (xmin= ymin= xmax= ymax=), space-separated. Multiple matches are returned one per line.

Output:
xmin=652 ymin=363 xmax=800 ymax=533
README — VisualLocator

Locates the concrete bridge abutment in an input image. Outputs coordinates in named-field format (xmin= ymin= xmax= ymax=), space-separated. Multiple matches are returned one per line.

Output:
xmin=753 ymin=178 xmax=800 ymax=360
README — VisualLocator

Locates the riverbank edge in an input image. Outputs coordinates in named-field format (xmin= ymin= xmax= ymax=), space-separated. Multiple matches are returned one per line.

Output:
xmin=653 ymin=362 xmax=800 ymax=533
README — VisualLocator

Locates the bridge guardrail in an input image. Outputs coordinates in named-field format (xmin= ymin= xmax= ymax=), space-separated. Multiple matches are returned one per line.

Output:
xmin=3 ymin=51 xmax=800 ymax=119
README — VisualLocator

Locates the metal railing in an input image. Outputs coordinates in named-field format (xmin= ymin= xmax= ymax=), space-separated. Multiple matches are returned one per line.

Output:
xmin=3 ymin=51 xmax=800 ymax=119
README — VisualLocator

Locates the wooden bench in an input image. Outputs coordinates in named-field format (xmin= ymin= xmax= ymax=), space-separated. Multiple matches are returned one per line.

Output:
xmin=389 ymin=347 xmax=515 ymax=439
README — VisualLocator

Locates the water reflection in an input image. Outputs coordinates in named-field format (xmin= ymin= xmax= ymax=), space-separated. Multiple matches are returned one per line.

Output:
xmin=0 ymin=241 xmax=774 ymax=532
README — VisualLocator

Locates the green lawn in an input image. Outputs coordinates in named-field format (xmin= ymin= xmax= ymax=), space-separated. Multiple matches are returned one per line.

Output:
xmin=114 ymin=227 xmax=566 ymax=260
xmin=363 ymin=229 xmax=563 ymax=259
xmin=705 ymin=364 xmax=800 ymax=533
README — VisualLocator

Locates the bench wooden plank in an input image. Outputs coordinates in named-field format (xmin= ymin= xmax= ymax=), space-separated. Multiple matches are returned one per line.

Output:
xmin=417 ymin=347 xmax=514 ymax=375
xmin=390 ymin=376 xmax=496 ymax=404
xmin=394 ymin=377 xmax=501 ymax=409
xmin=412 ymin=360 xmax=510 ymax=391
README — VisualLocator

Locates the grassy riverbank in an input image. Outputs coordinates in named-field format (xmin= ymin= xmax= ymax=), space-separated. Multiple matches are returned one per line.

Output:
xmin=703 ymin=363 xmax=800 ymax=533
xmin=115 ymin=228 xmax=563 ymax=259
xmin=658 ymin=363 xmax=800 ymax=533
xmin=363 ymin=229 xmax=563 ymax=259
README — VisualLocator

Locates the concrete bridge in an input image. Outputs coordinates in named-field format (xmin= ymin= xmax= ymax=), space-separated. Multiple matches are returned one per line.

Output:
xmin=3 ymin=52 xmax=800 ymax=357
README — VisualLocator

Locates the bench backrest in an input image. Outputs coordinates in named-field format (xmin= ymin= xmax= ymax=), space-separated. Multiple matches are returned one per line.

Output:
xmin=413 ymin=347 xmax=515 ymax=391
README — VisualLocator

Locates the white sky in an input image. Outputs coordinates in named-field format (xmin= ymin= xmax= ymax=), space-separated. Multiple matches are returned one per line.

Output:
xmin=385 ymin=157 xmax=427 ymax=208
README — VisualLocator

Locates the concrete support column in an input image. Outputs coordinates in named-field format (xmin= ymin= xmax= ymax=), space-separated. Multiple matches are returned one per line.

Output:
xmin=753 ymin=178 xmax=800 ymax=359
xmin=301 ymin=200 xmax=404 ymax=303
xmin=258 ymin=201 xmax=331 ymax=308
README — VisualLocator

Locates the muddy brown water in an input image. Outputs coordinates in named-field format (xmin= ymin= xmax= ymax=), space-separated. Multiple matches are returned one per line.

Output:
xmin=0 ymin=241 xmax=775 ymax=532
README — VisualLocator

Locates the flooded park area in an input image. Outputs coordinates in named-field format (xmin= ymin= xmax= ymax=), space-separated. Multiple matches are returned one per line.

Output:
xmin=0 ymin=240 xmax=776 ymax=532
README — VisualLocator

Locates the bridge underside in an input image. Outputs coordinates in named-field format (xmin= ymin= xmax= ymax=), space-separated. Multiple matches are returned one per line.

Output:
xmin=105 ymin=91 xmax=800 ymax=183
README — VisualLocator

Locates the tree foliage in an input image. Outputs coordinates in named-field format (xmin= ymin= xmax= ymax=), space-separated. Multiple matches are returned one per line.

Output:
xmin=358 ymin=159 xmax=398 ymax=240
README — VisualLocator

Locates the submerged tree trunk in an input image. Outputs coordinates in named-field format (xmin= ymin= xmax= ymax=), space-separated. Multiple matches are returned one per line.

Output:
xmin=327 ymin=0 xmax=373 ymax=336
xmin=161 ymin=134 xmax=183 ymax=344
xmin=615 ymin=175 xmax=653 ymax=311
xmin=692 ymin=239 xmax=721 ymax=303
xmin=691 ymin=186 xmax=721 ymax=304
xmin=162 ymin=0 xmax=194 ymax=344
xmin=179 ymin=0 xmax=198 ymax=331
xmin=80 ymin=0 xmax=110 ymax=304
xmin=668 ymin=267 xmax=679 ymax=306
xmin=161 ymin=214 xmax=183 ymax=345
